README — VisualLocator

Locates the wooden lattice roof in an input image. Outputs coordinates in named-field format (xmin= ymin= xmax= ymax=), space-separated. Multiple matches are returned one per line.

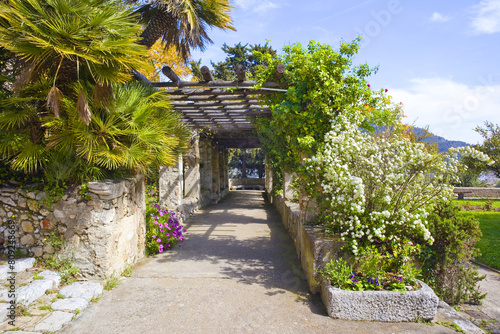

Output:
xmin=136 ymin=65 xmax=286 ymax=148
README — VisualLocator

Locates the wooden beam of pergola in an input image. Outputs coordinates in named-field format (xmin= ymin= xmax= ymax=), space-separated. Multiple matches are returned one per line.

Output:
xmin=148 ymin=64 xmax=286 ymax=140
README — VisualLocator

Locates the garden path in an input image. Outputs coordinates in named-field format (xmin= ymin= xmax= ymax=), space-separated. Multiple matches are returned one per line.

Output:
xmin=60 ymin=191 xmax=455 ymax=334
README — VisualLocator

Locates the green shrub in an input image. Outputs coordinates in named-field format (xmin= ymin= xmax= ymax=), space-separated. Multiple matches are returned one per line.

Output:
xmin=420 ymin=201 xmax=486 ymax=305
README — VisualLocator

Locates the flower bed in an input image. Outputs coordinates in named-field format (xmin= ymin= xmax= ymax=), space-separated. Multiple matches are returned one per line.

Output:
xmin=321 ymin=279 xmax=439 ymax=322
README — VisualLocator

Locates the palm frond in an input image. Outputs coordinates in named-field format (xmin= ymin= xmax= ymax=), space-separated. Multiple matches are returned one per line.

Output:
xmin=76 ymin=88 xmax=91 ymax=125
xmin=47 ymin=86 xmax=64 ymax=117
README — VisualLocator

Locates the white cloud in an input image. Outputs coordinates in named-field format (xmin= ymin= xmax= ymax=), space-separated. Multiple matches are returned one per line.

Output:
xmin=389 ymin=77 xmax=500 ymax=144
xmin=430 ymin=12 xmax=450 ymax=22
xmin=470 ymin=0 xmax=500 ymax=34
xmin=233 ymin=0 xmax=280 ymax=15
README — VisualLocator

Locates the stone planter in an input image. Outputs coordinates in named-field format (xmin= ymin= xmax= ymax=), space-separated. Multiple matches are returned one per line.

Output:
xmin=321 ymin=280 xmax=439 ymax=322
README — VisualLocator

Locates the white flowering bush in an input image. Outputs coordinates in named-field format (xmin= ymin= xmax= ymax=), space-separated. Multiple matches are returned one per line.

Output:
xmin=301 ymin=116 xmax=494 ymax=256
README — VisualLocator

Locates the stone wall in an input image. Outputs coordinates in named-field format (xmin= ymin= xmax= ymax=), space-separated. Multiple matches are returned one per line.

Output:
xmin=229 ymin=178 xmax=265 ymax=190
xmin=453 ymin=187 xmax=500 ymax=198
xmin=0 ymin=175 xmax=145 ymax=279
xmin=270 ymin=193 xmax=348 ymax=294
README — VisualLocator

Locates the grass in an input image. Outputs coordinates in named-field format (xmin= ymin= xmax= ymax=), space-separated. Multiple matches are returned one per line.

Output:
xmin=104 ymin=274 xmax=122 ymax=291
xmin=460 ymin=210 xmax=500 ymax=270
xmin=453 ymin=199 xmax=500 ymax=209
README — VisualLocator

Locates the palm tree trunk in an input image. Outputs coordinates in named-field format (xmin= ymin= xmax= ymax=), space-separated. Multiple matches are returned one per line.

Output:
xmin=140 ymin=11 xmax=172 ymax=49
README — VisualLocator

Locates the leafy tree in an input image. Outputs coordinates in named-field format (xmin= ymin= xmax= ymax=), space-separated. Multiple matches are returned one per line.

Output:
xmin=253 ymin=38 xmax=403 ymax=190
xmin=228 ymin=148 xmax=265 ymax=178
xmin=474 ymin=121 xmax=500 ymax=177
xmin=131 ymin=0 xmax=235 ymax=58
xmin=144 ymin=40 xmax=192 ymax=81
xmin=210 ymin=42 xmax=276 ymax=80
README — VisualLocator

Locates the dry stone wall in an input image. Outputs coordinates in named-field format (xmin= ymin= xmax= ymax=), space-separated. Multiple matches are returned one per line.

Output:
xmin=0 ymin=175 xmax=145 ymax=278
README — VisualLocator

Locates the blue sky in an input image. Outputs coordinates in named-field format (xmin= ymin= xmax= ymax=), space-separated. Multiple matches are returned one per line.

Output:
xmin=190 ymin=0 xmax=500 ymax=144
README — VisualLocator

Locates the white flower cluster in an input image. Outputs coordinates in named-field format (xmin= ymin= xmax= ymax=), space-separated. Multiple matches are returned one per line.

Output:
xmin=449 ymin=146 xmax=495 ymax=166
xmin=303 ymin=119 xmax=459 ymax=253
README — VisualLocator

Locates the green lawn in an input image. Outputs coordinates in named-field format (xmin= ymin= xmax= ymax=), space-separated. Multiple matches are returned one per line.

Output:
xmin=453 ymin=199 xmax=500 ymax=210
xmin=460 ymin=211 xmax=500 ymax=270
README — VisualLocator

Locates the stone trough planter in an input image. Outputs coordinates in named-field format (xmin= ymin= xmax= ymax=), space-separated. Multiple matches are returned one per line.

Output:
xmin=321 ymin=279 xmax=439 ymax=322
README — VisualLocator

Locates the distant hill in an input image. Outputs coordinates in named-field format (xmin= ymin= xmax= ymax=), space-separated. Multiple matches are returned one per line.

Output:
xmin=412 ymin=127 xmax=470 ymax=152
xmin=374 ymin=126 xmax=470 ymax=152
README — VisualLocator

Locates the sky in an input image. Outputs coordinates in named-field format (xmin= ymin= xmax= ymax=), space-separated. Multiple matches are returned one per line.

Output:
xmin=190 ymin=0 xmax=500 ymax=144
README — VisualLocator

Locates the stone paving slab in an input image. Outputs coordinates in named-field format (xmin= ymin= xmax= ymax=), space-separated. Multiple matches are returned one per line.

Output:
xmin=59 ymin=282 xmax=103 ymax=301
xmin=33 ymin=311 xmax=74 ymax=332
xmin=52 ymin=297 xmax=89 ymax=312
xmin=16 ymin=279 xmax=54 ymax=306
xmin=0 ymin=258 xmax=35 ymax=279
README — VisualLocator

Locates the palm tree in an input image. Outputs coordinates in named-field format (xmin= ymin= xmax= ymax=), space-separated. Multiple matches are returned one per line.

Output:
xmin=0 ymin=81 xmax=190 ymax=182
xmin=0 ymin=0 xmax=151 ymax=122
xmin=132 ymin=0 xmax=235 ymax=59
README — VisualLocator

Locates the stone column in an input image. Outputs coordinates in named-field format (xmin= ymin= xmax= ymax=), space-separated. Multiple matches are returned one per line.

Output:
xmin=211 ymin=145 xmax=220 ymax=202
xmin=283 ymin=171 xmax=296 ymax=201
xmin=159 ymin=155 xmax=183 ymax=210
xmin=184 ymin=133 xmax=200 ymax=199
xmin=265 ymin=156 xmax=273 ymax=195
xmin=199 ymin=139 xmax=213 ymax=208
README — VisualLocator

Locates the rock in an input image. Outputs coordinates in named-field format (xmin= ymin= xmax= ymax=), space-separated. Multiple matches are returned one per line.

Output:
xmin=26 ymin=192 xmax=36 ymax=199
xmin=41 ymin=219 xmax=51 ymax=229
xmin=27 ymin=200 xmax=39 ymax=212
xmin=39 ymin=208 xmax=50 ymax=216
xmin=34 ymin=311 xmax=74 ymax=332
xmin=59 ymin=281 xmax=103 ymax=301
xmin=43 ymin=244 xmax=55 ymax=254
xmin=0 ymin=289 xmax=8 ymax=301
xmin=0 ymin=197 xmax=16 ymax=207
xmin=54 ymin=209 xmax=65 ymax=219
xmin=0 ymin=303 xmax=10 ymax=321
xmin=21 ymin=221 xmax=34 ymax=233
xmin=32 ymin=246 xmax=43 ymax=257
xmin=38 ymin=270 xmax=61 ymax=287
xmin=17 ymin=197 xmax=27 ymax=208
xmin=51 ymin=297 xmax=89 ymax=312
xmin=69 ymin=215 xmax=76 ymax=219
xmin=11 ymin=193 xmax=18 ymax=201
xmin=20 ymin=234 xmax=35 ymax=246
xmin=35 ymin=192 xmax=46 ymax=201
xmin=88 ymin=179 xmax=128 ymax=200
xmin=0 ymin=258 xmax=36 ymax=279
xmin=15 ymin=257 xmax=36 ymax=272
xmin=0 ymin=207 xmax=5 ymax=217
xmin=58 ymin=225 xmax=67 ymax=234
xmin=16 ymin=279 xmax=54 ymax=305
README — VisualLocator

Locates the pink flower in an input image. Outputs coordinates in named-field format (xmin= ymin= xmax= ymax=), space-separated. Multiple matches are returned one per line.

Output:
xmin=157 ymin=238 xmax=162 ymax=243
xmin=160 ymin=229 xmax=164 ymax=232
xmin=159 ymin=248 xmax=164 ymax=253
xmin=408 ymin=241 xmax=413 ymax=246
xmin=153 ymin=220 xmax=158 ymax=225
xmin=158 ymin=223 xmax=163 ymax=228
xmin=152 ymin=235 xmax=156 ymax=239
xmin=367 ymin=84 xmax=371 ymax=87
xmin=385 ymin=88 xmax=388 ymax=92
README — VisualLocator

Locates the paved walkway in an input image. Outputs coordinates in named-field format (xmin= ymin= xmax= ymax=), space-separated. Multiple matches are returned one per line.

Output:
xmin=62 ymin=191 xmax=456 ymax=334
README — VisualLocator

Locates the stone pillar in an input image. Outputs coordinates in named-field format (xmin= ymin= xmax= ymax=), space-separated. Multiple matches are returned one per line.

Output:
xmin=223 ymin=149 xmax=229 ymax=194
xmin=211 ymin=145 xmax=220 ymax=202
xmin=184 ymin=133 xmax=200 ymax=199
xmin=199 ymin=139 xmax=213 ymax=208
xmin=283 ymin=171 xmax=296 ymax=201
xmin=159 ymin=155 xmax=183 ymax=210
xmin=265 ymin=156 xmax=273 ymax=194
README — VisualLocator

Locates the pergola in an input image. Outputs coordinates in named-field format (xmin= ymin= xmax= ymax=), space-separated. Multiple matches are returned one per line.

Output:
xmin=141 ymin=64 xmax=287 ymax=148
